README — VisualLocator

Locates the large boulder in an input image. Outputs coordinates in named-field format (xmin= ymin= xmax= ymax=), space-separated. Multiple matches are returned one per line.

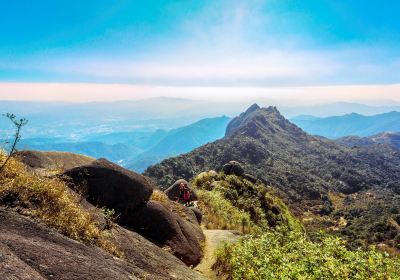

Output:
xmin=62 ymin=159 xmax=153 ymax=213
xmin=0 ymin=208 xmax=205 ymax=280
xmin=165 ymin=179 xmax=198 ymax=201
xmin=221 ymin=161 xmax=244 ymax=176
xmin=122 ymin=201 xmax=205 ymax=266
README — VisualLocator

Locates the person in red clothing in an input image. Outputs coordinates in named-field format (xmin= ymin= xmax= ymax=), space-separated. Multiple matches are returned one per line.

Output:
xmin=178 ymin=182 xmax=186 ymax=203
xmin=177 ymin=181 xmax=192 ymax=206
xmin=183 ymin=184 xmax=191 ymax=206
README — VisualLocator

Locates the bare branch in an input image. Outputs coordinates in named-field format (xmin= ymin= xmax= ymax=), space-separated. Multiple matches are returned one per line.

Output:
xmin=0 ymin=113 xmax=28 ymax=173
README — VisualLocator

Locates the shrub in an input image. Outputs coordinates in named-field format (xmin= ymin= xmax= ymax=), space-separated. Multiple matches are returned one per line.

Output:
xmin=150 ymin=189 xmax=169 ymax=203
xmin=215 ymin=229 xmax=400 ymax=280
xmin=193 ymin=171 xmax=302 ymax=232
xmin=196 ymin=189 xmax=258 ymax=233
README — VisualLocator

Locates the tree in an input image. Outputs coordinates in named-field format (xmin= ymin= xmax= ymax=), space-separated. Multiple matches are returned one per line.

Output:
xmin=0 ymin=113 xmax=28 ymax=173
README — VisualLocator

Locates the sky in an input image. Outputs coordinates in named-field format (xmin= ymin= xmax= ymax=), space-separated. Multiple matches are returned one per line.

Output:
xmin=1 ymin=0 xmax=400 ymax=104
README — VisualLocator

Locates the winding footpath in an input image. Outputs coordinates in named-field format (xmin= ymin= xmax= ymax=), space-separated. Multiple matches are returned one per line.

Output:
xmin=195 ymin=229 xmax=241 ymax=280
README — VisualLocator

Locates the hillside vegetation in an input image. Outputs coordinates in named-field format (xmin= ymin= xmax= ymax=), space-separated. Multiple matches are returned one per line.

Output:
xmin=145 ymin=104 xmax=400 ymax=251
xmin=192 ymin=171 xmax=301 ymax=233
xmin=337 ymin=132 xmax=400 ymax=151
xmin=191 ymin=170 xmax=400 ymax=279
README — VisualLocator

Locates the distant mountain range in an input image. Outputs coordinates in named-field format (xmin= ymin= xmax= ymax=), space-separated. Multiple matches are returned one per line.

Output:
xmin=279 ymin=101 xmax=400 ymax=117
xmin=145 ymin=104 xmax=400 ymax=249
xmin=16 ymin=116 xmax=230 ymax=171
xmin=4 ymin=98 xmax=400 ymax=175
xmin=291 ymin=111 xmax=400 ymax=138
xmin=125 ymin=116 xmax=231 ymax=172
xmin=2 ymin=99 xmax=400 ymax=139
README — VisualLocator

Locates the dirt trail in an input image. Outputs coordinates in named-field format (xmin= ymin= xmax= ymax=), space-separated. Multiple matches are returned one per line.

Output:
xmin=195 ymin=229 xmax=241 ymax=280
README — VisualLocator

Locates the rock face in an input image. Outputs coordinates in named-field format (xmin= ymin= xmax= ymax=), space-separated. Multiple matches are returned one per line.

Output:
xmin=221 ymin=161 xmax=244 ymax=176
xmin=0 ymin=208 xmax=205 ymax=280
xmin=189 ymin=207 xmax=203 ymax=224
xmin=14 ymin=150 xmax=95 ymax=172
xmin=165 ymin=179 xmax=198 ymax=201
xmin=62 ymin=158 xmax=153 ymax=213
xmin=122 ymin=201 xmax=205 ymax=266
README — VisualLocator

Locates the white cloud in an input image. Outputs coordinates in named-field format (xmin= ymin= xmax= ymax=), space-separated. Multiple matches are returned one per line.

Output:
xmin=1 ymin=82 xmax=400 ymax=105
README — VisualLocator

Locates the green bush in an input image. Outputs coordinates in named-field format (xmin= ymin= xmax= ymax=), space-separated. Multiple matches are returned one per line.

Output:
xmin=215 ymin=229 xmax=400 ymax=280
xmin=193 ymin=171 xmax=302 ymax=232
xmin=196 ymin=189 xmax=258 ymax=233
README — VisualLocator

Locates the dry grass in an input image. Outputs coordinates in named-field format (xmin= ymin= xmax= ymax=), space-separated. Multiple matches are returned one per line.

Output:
xmin=0 ymin=153 xmax=121 ymax=257
xmin=150 ymin=189 xmax=169 ymax=203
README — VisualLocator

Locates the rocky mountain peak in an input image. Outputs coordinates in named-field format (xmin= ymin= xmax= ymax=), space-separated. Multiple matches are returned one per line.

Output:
xmin=245 ymin=103 xmax=261 ymax=113
xmin=225 ymin=104 xmax=302 ymax=138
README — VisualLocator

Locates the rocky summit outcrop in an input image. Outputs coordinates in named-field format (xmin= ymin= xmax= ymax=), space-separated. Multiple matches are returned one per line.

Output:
xmin=62 ymin=158 xmax=153 ymax=213
xmin=165 ymin=179 xmax=198 ymax=200
xmin=14 ymin=150 xmax=95 ymax=172
xmin=0 ymin=208 xmax=205 ymax=280
xmin=121 ymin=200 xmax=205 ymax=266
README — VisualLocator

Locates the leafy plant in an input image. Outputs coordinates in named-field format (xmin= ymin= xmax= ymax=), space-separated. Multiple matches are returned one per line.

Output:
xmin=215 ymin=229 xmax=400 ymax=280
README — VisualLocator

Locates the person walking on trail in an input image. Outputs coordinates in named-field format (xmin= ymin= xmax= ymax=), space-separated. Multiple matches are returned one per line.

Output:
xmin=177 ymin=181 xmax=192 ymax=206
xmin=178 ymin=182 xmax=186 ymax=203
xmin=183 ymin=184 xmax=192 ymax=206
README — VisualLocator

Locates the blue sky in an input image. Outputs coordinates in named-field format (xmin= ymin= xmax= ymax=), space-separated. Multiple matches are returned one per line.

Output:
xmin=1 ymin=0 xmax=400 ymax=102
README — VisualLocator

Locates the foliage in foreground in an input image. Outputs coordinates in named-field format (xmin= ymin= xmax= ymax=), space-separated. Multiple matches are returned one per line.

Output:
xmin=0 ymin=153 xmax=120 ymax=256
xmin=215 ymin=229 xmax=400 ymax=280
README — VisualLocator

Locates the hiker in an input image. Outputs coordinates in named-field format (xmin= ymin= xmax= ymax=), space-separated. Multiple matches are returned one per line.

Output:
xmin=183 ymin=184 xmax=192 ymax=206
xmin=177 ymin=181 xmax=192 ymax=206
xmin=178 ymin=182 xmax=186 ymax=204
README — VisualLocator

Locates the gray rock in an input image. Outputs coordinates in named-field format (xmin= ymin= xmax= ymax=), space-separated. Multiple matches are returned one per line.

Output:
xmin=0 ymin=208 xmax=205 ymax=280
xmin=62 ymin=159 xmax=153 ymax=213
xmin=122 ymin=201 xmax=205 ymax=266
